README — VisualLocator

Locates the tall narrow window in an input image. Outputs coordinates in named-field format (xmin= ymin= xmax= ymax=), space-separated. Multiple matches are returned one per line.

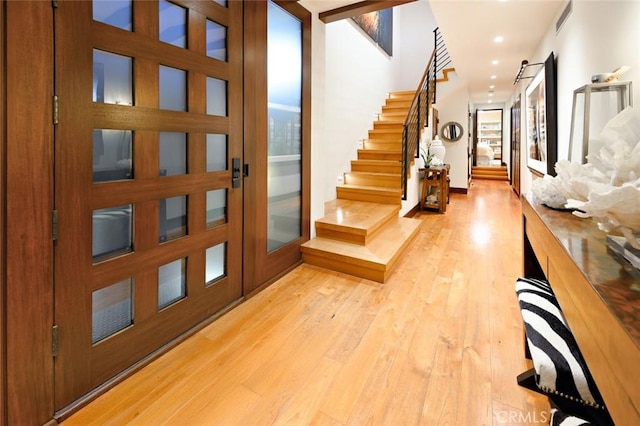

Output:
xmin=267 ymin=2 xmax=302 ymax=252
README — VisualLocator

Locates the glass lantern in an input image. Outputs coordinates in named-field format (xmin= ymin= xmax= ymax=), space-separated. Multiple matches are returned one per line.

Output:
xmin=568 ymin=81 xmax=633 ymax=163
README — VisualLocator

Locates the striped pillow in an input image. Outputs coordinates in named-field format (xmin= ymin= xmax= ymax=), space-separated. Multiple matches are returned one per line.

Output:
xmin=515 ymin=277 xmax=612 ymax=425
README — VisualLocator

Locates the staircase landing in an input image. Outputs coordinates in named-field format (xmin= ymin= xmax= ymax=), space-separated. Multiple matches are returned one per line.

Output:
xmin=301 ymin=201 xmax=421 ymax=283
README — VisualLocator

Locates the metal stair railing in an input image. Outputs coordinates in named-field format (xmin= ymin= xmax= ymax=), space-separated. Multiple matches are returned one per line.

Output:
xmin=401 ymin=27 xmax=451 ymax=200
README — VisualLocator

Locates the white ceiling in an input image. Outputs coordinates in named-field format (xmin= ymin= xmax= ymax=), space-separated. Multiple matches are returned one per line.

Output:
xmin=303 ymin=0 xmax=566 ymax=106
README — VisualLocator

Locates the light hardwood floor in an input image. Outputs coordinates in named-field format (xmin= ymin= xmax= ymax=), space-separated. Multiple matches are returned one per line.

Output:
xmin=65 ymin=179 xmax=549 ymax=425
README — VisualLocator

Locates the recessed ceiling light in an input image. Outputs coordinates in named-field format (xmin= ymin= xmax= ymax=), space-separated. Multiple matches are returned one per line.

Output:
xmin=489 ymin=93 xmax=494 ymax=97
xmin=492 ymin=60 xmax=499 ymax=65
xmin=490 ymin=75 xmax=497 ymax=79
xmin=494 ymin=36 xmax=504 ymax=43
xmin=488 ymin=99 xmax=493 ymax=103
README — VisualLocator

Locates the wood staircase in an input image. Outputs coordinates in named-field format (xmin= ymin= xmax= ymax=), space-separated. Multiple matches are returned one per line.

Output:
xmin=301 ymin=91 xmax=422 ymax=283
xmin=472 ymin=165 xmax=509 ymax=181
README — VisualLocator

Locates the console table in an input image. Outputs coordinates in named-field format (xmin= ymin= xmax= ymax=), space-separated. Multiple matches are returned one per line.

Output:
xmin=522 ymin=194 xmax=640 ymax=424
xmin=419 ymin=165 xmax=450 ymax=213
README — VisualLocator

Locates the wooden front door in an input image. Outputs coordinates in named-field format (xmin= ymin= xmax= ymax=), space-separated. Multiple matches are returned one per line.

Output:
xmin=53 ymin=0 xmax=243 ymax=410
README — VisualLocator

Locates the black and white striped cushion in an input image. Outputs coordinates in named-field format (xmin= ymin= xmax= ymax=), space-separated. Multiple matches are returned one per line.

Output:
xmin=515 ymin=278 xmax=612 ymax=424
xmin=550 ymin=408 xmax=593 ymax=426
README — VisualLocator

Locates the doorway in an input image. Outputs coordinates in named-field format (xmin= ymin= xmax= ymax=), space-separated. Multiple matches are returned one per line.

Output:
xmin=475 ymin=109 xmax=503 ymax=167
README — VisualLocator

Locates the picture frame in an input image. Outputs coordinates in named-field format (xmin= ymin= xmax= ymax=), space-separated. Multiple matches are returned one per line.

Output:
xmin=525 ymin=52 xmax=557 ymax=176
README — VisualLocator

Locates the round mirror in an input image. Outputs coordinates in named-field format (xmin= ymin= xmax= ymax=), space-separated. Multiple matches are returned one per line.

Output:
xmin=440 ymin=121 xmax=463 ymax=142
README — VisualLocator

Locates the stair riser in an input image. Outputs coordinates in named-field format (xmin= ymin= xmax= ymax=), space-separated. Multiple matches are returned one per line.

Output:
xmin=384 ymin=100 xmax=412 ymax=109
xmin=301 ymin=252 xmax=386 ymax=282
xmin=337 ymin=187 xmax=401 ymax=205
xmin=381 ymin=106 xmax=409 ymax=114
xmin=373 ymin=122 xmax=404 ymax=131
xmin=344 ymin=173 xmax=401 ymax=188
xmin=368 ymin=131 xmax=402 ymax=140
xmin=364 ymin=141 xmax=402 ymax=150
xmin=351 ymin=162 xmax=402 ymax=174
xmin=358 ymin=151 xmax=402 ymax=161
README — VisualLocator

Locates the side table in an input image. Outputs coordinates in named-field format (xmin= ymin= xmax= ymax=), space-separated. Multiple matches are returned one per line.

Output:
xmin=419 ymin=165 xmax=450 ymax=213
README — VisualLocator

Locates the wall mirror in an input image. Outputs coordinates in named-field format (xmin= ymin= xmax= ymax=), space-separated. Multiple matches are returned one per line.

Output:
xmin=440 ymin=121 xmax=463 ymax=142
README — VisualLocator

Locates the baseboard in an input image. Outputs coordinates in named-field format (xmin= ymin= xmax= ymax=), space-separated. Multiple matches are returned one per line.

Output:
xmin=404 ymin=203 xmax=421 ymax=218
xmin=450 ymin=187 xmax=467 ymax=194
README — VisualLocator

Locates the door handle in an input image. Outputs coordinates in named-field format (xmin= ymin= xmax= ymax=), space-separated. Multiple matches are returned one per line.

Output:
xmin=232 ymin=157 xmax=241 ymax=188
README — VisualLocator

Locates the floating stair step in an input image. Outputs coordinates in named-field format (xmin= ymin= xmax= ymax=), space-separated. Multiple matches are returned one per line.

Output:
xmin=368 ymin=129 xmax=403 ymax=140
xmin=377 ymin=112 xmax=406 ymax=122
xmin=381 ymin=105 xmax=410 ymax=114
xmin=337 ymin=184 xmax=402 ymax=205
xmin=373 ymin=121 xmax=404 ymax=130
xmin=315 ymin=199 xmax=399 ymax=245
xmin=351 ymin=159 xmax=402 ymax=174
xmin=343 ymin=171 xmax=401 ymax=188
xmin=364 ymin=140 xmax=402 ymax=150
xmin=357 ymin=149 xmax=402 ymax=161
xmin=388 ymin=91 xmax=414 ymax=100
xmin=301 ymin=216 xmax=422 ymax=283
xmin=384 ymin=98 xmax=412 ymax=108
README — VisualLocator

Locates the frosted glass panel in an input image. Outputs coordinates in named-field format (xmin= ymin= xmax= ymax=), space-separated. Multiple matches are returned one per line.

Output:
xmin=158 ymin=258 xmax=186 ymax=309
xmin=206 ymin=20 xmax=227 ymax=61
xmin=159 ymin=0 xmax=187 ymax=48
xmin=160 ymin=65 xmax=187 ymax=111
xmin=206 ymin=77 xmax=227 ymax=116
xmin=93 ymin=205 xmax=133 ymax=262
xmin=93 ymin=129 xmax=133 ymax=182
xmin=206 ymin=189 xmax=226 ymax=228
xmin=160 ymin=195 xmax=187 ymax=242
xmin=159 ymin=132 xmax=187 ymax=176
xmin=92 ymin=278 xmax=133 ymax=344
xmin=93 ymin=49 xmax=133 ymax=106
xmin=206 ymin=134 xmax=227 ymax=172
xmin=205 ymin=242 xmax=226 ymax=285
xmin=93 ymin=0 xmax=132 ymax=31
xmin=267 ymin=3 xmax=302 ymax=252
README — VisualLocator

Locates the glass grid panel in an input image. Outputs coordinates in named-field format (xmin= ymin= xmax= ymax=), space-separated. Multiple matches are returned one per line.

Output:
xmin=158 ymin=258 xmax=186 ymax=309
xmin=159 ymin=0 xmax=187 ymax=48
xmin=92 ymin=278 xmax=134 ymax=344
xmin=93 ymin=129 xmax=133 ymax=182
xmin=206 ymin=20 xmax=227 ymax=61
xmin=206 ymin=189 xmax=227 ymax=228
xmin=93 ymin=49 xmax=133 ymax=106
xmin=92 ymin=205 xmax=133 ymax=262
xmin=159 ymin=65 xmax=187 ymax=111
xmin=160 ymin=195 xmax=187 ymax=243
xmin=206 ymin=77 xmax=227 ymax=116
xmin=159 ymin=132 xmax=187 ymax=176
xmin=205 ymin=242 xmax=226 ymax=285
xmin=206 ymin=134 xmax=227 ymax=172
xmin=93 ymin=0 xmax=132 ymax=31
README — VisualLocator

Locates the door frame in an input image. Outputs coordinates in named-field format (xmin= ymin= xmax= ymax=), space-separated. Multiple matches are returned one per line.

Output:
xmin=3 ymin=2 xmax=55 ymax=425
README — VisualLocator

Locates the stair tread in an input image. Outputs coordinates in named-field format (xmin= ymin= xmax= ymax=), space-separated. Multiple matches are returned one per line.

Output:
xmin=345 ymin=171 xmax=401 ymax=178
xmin=316 ymin=200 xmax=399 ymax=235
xmin=302 ymin=217 xmax=421 ymax=266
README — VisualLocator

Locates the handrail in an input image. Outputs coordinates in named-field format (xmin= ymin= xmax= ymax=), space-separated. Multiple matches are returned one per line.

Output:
xmin=401 ymin=27 xmax=450 ymax=200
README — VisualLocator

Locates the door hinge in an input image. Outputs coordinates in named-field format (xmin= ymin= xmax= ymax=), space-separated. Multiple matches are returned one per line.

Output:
xmin=52 ymin=210 xmax=59 ymax=241
xmin=53 ymin=95 xmax=59 ymax=125
xmin=52 ymin=0 xmax=58 ymax=9
xmin=52 ymin=325 xmax=59 ymax=358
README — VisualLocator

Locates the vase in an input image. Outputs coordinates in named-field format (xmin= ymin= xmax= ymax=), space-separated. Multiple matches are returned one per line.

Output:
xmin=429 ymin=137 xmax=446 ymax=164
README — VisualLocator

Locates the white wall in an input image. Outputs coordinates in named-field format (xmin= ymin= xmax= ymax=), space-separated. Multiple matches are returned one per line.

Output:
xmin=433 ymin=73 xmax=471 ymax=189
xmin=513 ymin=0 xmax=640 ymax=195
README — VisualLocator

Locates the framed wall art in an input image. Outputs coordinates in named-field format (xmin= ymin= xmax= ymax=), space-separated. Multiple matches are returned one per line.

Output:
xmin=525 ymin=52 xmax=557 ymax=176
